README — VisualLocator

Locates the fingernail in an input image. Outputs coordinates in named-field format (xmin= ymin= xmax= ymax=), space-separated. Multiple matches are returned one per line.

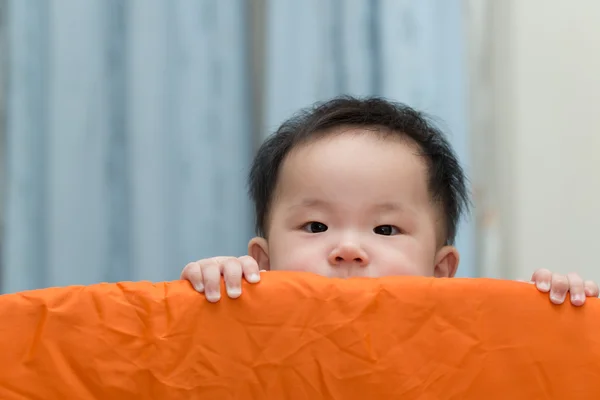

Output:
xmin=247 ymin=273 xmax=260 ymax=283
xmin=193 ymin=283 xmax=204 ymax=293
xmin=550 ymin=291 xmax=565 ymax=304
xmin=571 ymin=293 xmax=585 ymax=303
xmin=536 ymin=281 xmax=551 ymax=292
xmin=205 ymin=291 xmax=221 ymax=303
xmin=226 ymin=286 xmax=242 ymax=298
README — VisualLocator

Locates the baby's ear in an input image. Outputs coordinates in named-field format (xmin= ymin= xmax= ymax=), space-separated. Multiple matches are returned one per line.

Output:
xmin=248 ymin=237 xmax=270 ymax=271
xmin=433 ymin=245 xmax=460 ymax=278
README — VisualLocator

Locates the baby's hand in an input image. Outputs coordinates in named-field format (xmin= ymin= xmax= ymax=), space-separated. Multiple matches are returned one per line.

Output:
xmin=531 ymin=268 xmax=599 ymax=306
xmin=180 ymin=256 xmax=261 ymax=303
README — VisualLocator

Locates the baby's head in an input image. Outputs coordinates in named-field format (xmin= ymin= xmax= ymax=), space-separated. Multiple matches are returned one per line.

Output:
xmin=247 ymin=96 xmax=469 ymax=278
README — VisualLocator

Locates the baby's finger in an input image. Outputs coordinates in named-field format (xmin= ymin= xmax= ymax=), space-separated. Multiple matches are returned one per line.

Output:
xmin=531 ymin=268 xmax=552 ymax=292
xmin=516 ymin=279 xmax=534 ymax=284
xmin=584 ymin=280 xmax=599 ymax=297
xmin=239 ymin=255 xmax=261 ymax=283
xmin=222 ymin=259 xmax=243 ymax=299
xmin=199 ymin=259 xmax=223 ymax=303
xmin=549 ymin=273 xmax=569 ymax=305
xmin=181 ymin=262 xmax=204 ymax=293
xmin=567 ymin=273 xmax=586 ymax=306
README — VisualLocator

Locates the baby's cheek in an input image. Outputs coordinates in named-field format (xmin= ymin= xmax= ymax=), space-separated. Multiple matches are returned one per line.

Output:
xmin=269 ymin=235 xmax=330 ymax=274
xmin=375 ymin=263 xmax=422 ymax=277
xmin=375 ymin=249 xmax=433 ymax=277
xmin=269 ymin=249 xmax=319 ymax=273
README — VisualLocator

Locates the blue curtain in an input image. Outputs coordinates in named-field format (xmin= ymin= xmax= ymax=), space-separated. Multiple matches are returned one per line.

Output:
xmin=264 ymin=0 xmax=475 ymax=277
xmin=2 ymin=0 xmax=253 ymax=293
xmin=1 ymin=0 xmax=474 ymax=294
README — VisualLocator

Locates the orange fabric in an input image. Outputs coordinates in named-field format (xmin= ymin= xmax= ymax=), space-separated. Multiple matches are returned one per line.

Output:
xmin=0 ymin=272 xmax=598 ymax=399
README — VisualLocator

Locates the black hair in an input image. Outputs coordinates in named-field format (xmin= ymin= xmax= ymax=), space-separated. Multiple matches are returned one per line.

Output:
xmin=248 ymin=95 xmax=470 ymax=245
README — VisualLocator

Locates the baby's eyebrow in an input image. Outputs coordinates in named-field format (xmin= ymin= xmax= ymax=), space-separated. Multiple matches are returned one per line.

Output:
xmin=289 ymin=198 xmax=331 ymax=210
xmin=373 ymin=202 xmax=404 ymax=211
xmin=372 ymin=202 xmax=418 ymax=216
xmin=288 ymin=199 xmax=413 ymax=214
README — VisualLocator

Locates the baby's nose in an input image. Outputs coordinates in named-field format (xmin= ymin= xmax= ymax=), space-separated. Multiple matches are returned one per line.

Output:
xmin=328 ymin=242 xmax=369 ymax=267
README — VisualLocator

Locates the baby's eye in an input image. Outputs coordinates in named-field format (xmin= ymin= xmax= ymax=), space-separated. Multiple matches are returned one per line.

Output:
xmin=302 ymin=221 xmax=328 ymax=233
xmin=374 ymin=225 xmax=400 ymax=236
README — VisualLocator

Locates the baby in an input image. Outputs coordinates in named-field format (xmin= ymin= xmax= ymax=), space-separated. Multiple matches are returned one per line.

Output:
xmin=181 ymin=96 xmax=599 ymax=305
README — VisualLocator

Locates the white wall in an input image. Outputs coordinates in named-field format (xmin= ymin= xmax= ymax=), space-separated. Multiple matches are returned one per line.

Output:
xmin=468 ymin=0 xmax=600 ymax=281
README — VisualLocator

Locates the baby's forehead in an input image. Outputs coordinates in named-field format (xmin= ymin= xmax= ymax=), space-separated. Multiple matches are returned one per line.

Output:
xmin=283 ymin=134 xmax=427 ymax=181
xmin=275 ymin=141 xmax=431 ymax=209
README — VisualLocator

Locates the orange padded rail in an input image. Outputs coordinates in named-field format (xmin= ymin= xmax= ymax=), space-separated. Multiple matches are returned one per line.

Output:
xmin=0 ymin=272 xmax=599 ymax=399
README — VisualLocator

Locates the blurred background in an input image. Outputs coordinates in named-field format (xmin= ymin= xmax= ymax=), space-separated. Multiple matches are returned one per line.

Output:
xmin=0 ymin=0 xmax=597 ymax=294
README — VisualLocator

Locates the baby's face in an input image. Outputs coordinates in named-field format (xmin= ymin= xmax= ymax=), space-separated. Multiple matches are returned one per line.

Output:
xmin=249 ymin=129 xmax=459 ymax=278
